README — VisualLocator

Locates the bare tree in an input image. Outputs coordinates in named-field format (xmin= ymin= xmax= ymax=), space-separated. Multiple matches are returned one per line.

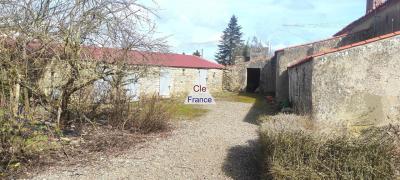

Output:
xmin=0 ymin=0 xmax=167 ymax=126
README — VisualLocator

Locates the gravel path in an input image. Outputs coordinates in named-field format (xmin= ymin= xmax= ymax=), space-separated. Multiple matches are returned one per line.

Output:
xmin=33 ymin=101 xmax=261 ymax=180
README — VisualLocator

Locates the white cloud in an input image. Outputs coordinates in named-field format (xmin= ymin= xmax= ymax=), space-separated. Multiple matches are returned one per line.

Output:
xmin=150 ymin=0 xmax=366 ymax=60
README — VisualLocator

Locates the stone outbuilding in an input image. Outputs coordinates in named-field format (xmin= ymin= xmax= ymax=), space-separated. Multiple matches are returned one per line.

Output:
xmin=39 ymin=49 xmax=224 ymax=100
xmin=273 ymin=0 xmax=400 ymax=126
xmin=124 ymin=53 xmax=225 ymax=98
xmin=222 ymin=47 xmax=275 ymax=94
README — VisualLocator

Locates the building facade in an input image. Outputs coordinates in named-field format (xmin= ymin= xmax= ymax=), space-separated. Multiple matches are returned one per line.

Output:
xmin=39 ymin=51 xmax=224 ymax=101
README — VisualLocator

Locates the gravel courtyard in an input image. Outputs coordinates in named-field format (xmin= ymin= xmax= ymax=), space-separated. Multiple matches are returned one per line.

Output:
xmin=33 ymin=101 xmax=261 ymax=180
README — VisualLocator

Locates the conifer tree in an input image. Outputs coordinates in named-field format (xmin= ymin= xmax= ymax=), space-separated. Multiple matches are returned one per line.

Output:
xmin=215 ymin=15 xmax=244 ymax=65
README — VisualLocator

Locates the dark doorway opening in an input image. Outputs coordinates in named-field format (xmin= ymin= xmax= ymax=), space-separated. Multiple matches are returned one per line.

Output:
xmin=246 ymin=68 xmax=261 ymax=93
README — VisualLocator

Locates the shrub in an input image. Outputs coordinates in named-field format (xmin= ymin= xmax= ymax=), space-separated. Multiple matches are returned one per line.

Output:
xmin=0 ymin=110 xmax=58 ymax=177
xmin=260 ymin=125 xmax=399 ymax=179
xmin=108 ymin=95 xmax=172 ymax=133
xmin=130 ymin=96 xmax=172 ymax=133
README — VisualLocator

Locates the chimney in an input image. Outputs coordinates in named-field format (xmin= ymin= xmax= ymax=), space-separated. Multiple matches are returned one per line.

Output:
xmin=366 ymin=0 xmax=385 ymax=13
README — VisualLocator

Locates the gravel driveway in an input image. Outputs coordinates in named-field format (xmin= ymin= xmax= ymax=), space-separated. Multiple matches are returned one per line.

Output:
xmin=33 ymin=101 xmax=261 ymax=180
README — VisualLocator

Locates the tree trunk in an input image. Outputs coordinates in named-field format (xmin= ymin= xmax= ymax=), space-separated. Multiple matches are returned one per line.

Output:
xmin=11 ymin=73 xmax=20 ymax=116
xmin=60 ymin=91 xmax=71 ymax=125
xmin=24 ymin=87 xmax=30 ymax=114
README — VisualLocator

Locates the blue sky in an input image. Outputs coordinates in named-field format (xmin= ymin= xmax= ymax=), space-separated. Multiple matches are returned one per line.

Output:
xmin=150 ymin=0 xmax=365 ymax=60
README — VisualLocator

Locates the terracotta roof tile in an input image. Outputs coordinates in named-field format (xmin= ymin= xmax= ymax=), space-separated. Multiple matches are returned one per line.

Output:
xmin=83 ymin=46 xmax=224 ymax=69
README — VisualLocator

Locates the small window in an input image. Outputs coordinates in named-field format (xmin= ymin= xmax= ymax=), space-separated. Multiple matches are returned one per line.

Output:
xmin=213 ymin=72 xmax=216 ymax=78
xmin=182 ymin=69 xmax=185 ymax=75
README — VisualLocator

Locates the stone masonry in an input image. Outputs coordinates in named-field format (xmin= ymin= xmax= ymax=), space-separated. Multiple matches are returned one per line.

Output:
xmin=289 ymin=34 xmax=400 ymax=127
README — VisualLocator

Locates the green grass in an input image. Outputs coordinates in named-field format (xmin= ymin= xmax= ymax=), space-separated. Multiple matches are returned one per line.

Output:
xmin=130 ymin=97 xmax=210 ymax=121
xmin=215 ymin=92 xmax=263 ymax=104
xmin=150 ymin=97 xmax=210 ymax=120
xmin=214 ymin=92 xmax=272 ymax=112
xmin=173 ymin=104 xmax=210 ymax=120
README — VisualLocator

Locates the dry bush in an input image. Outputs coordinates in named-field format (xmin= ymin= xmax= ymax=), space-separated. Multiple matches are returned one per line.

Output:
xmin=107 ymin=95 xmax=172 ymax=134
xmin=259 ymin=116 xmax=400 ymax=179
xmin=259 ymin=114 xmax=314 ymax=132
xmin=128 ymin=95 xmax=172 ymax=133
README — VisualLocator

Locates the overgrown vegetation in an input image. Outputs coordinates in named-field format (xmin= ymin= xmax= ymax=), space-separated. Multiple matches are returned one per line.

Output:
xmin=259 ymin=115 xmax=400 ymax=179
xmin=0 ymin=109 xmax=60 ymax=177
xmin=102 ymin=95 xmax=172 ymax=134
xmin=0 ymin=0 xmax=170 ymax=177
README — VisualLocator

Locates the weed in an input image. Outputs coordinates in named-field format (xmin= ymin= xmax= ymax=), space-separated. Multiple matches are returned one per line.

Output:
xmin=0 ymin=111 xmax=59 ymax=178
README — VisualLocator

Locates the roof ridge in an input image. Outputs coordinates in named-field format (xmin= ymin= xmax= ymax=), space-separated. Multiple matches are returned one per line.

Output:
xmin=334 ymin=0 xmax=399 ymax=36
xmin=288 ymin=30 xmax=400 ymax=68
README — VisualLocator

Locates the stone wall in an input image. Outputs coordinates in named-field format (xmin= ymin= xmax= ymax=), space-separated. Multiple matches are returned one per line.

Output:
xmin=256 ymin=58 xmax=275 ymax=94
xmin=223 ymin=62 xmax=247 ymax=92
xmin=274 ymin=29 xmax=382 ymax=103
xmin=275 ymin=36 xmax=344 ymax=102
xmin=289 ymin=35 xmax=400 ymax=126
xmin=139 ymin=67 xmax=223 ymax=96
xmin=288 ymin=61 xmax=313 ymax=114
xmin=223 ymin=56 xmax=275 ymax=94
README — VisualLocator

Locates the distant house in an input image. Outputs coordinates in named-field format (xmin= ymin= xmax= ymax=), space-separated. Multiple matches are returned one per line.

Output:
xmin=115 ymin=52 xmax=224 ymax=99
xmin=39 ymin=47 xmax=224 ymax=101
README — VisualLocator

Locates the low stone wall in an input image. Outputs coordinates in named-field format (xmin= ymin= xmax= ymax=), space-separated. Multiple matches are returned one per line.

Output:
xmin=289 ymin=35 xmax=400 ymax=127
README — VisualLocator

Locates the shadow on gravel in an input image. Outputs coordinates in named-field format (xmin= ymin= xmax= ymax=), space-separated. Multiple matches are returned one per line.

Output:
xmin=222 ymin=140 xmax=261 ymax=180
xmin=242 ymin=93 xmax=279 ymax=125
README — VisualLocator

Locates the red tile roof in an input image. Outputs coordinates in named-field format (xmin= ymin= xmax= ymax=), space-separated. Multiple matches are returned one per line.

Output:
xmin=0 ymin=38 xmax=224 ymax=69
xmin=288 ymin=31 xmax=400 ymax=68
xmin=334 ymin=0 xmax=399 ymax=36
xmin=84 ymin=46 xmax=224 ymax=69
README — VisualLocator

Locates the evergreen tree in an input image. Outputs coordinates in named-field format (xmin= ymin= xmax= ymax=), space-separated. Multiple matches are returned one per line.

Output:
xmin=193 ymin=50 xmax=201 ymax=57
xmin=215 ymin=15 xmax=244 ymax=65
xmin=242 ymin=40 xmax=250 ymax=61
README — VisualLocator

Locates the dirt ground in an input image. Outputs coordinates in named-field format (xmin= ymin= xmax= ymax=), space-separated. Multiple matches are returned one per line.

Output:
xmin=32 ymin=100 xmax=263 ymax=180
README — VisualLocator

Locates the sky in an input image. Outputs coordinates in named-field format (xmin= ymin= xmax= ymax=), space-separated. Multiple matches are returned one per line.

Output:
xmin=148 ymin=0 xmax=366 ymax=61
